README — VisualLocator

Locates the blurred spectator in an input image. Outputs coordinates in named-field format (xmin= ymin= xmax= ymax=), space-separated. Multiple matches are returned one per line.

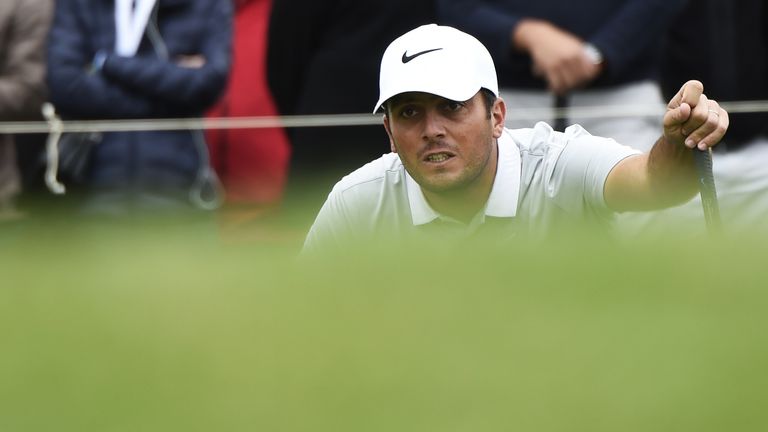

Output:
xmin=267 ymin=0 xmax=435 ymax=211
xmin=437 ymin=0 xmax=684 ymax=152
xmin=46 ymin=0 xmax=232 ymax=215
xmin=0 ymin=0 xmax=53 ymax=220
xmin=206 ymin=0 xmax=291 ymax=223
xmin=623 ymin=0 xmax=768 ymax=236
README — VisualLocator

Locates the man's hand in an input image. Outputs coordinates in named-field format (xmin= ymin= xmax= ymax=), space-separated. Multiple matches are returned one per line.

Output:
xmin=606 ymin=80 xmax=730 ymax=212
xmin=176 ymin=54 xmax=206 ymax=69
xmin=513 ymin=19 xmax=603 ymax=95
xmin=663 ymin=80 xmax=729 ymax=151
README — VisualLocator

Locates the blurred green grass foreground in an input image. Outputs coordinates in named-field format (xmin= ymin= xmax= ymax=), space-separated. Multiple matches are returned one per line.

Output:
xmin=1 ymin=212 xmax=768 ymax=432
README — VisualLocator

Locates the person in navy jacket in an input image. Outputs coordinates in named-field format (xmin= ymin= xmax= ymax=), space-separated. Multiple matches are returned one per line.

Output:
xmin=46 ymin=0 xmax=233 ymax=214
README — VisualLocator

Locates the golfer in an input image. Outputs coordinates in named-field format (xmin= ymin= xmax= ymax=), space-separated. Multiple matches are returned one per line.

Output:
xmin=302 ymin=24 xmax=729 ymax=252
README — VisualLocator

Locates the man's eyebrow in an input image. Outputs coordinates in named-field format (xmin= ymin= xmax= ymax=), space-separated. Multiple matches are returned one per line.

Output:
xmin=388 ymin=97 xmax=419 ymax=108
xmin=389 ymin=94 xmax=451 ymax=108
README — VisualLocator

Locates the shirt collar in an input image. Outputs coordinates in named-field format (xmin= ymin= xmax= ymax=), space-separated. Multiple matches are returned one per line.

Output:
xmin=405 ymin=130 xmax=521 ymax=226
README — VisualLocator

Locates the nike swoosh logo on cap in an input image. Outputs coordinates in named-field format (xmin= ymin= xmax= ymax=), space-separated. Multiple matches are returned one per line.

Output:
xmin=401 ymin=48 xmax=443 ymax=63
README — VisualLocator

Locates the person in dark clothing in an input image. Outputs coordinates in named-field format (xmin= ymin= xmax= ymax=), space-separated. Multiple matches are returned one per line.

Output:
xmin=266 ymin=0 xmax=435 ymax=214
xmin=624 ymin=0 xmax=768 ymax=237
xmin=46 ymin=0 xmax=232 ymax=215
xmin=437 ymin=0 xmax=685 ymax=152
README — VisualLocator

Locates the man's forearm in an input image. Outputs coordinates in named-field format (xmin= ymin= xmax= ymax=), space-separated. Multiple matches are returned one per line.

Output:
xmin=646 ymin=135 xmax=699 ymax=207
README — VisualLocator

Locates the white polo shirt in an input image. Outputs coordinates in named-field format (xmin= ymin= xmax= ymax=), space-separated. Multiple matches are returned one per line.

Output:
xmin=302 ymin=122 xmax=640 ymax=252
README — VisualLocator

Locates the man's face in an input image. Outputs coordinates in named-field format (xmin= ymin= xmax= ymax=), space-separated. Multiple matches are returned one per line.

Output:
xmin=383 ymin=91 xmax=506 ymax=195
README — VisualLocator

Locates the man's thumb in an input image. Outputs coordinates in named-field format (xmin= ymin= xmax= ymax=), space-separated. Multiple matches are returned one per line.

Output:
xmin=666 ymin=102 xmax=691 ymax=127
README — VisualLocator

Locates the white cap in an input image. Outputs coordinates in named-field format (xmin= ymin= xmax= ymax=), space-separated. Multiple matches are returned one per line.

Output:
xmin=374 ymin=24 xmax=499 ymax=113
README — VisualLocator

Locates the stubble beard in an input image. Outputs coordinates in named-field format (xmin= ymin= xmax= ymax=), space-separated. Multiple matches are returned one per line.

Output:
xmin=401 ymin=134 xmax=496 ymax=197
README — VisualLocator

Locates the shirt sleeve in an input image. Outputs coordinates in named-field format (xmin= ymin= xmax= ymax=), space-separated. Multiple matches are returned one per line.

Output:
xmin=301 ymin=188 xmax=355 ymax=256
xmin=549 ymin=124 xmax=641 ymax=217
xmin=587 ymin=0 xmax=686 ymax=81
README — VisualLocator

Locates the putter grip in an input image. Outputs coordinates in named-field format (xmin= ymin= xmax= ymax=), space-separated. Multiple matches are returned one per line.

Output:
xmin=693 ymin=148 xmax=722 ymax=233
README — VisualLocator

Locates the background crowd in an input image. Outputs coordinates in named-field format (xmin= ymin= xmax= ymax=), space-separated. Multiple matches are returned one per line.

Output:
xmin=0 ymin=0 xmax=765 ymax=235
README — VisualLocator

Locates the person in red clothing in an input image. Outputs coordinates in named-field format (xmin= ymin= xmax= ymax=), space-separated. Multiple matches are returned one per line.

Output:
xmin=206 ymin=0 xmax=291 ymax=226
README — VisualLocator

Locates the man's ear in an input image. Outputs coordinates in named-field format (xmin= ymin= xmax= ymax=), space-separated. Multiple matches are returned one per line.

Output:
xmin=383 ymin=115 xmax=397 ymax=153
xmin=492 ymin=97 xmax=507 ymax=139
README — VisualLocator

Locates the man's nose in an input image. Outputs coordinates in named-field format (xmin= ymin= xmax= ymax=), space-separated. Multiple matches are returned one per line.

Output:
xmin=421 ymin=109 xmax=446 ymax=141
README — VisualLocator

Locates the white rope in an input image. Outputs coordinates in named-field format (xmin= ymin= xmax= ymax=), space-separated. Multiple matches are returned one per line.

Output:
xmin=1 ymin=100 xmax=766 ymax=135
xmin=41 ymin=103 xmax=66 ymax=195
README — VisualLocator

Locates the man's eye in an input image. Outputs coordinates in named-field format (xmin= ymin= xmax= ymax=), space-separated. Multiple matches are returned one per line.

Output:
xmin=445 ymin=101 xmax=464 ymax=111
xmin=400 ymin=107 xmax=418 ymax=118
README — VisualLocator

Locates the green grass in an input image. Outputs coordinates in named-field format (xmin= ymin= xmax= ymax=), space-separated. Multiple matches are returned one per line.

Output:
xmin=1 ymin=214 xmax=767 ymax=431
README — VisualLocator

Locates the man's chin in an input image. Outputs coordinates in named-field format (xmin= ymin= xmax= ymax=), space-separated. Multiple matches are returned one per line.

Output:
xmin=418 ymin=175 xmax=469 ymax=194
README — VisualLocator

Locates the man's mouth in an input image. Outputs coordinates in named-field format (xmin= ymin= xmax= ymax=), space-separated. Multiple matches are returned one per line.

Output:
xmin=424 ymin=152 xmax=453 ymax=163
